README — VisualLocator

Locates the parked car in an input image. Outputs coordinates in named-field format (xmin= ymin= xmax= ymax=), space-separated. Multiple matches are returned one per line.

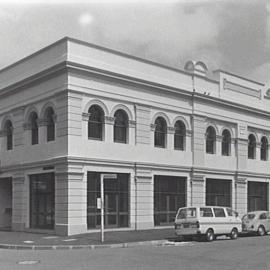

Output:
xmin=174 ymin=206 xmax=242 ymax=242
xmin=242 ymin=211 xmax=270 ymax=236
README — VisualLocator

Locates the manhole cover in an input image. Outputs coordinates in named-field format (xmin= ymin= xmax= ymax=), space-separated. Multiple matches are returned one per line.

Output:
xmin=17 ymin=260 xmax=40 ymax=265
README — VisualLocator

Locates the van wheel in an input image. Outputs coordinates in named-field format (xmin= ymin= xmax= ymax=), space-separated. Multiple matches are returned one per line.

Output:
xmin=205 ymin=229 xmax=214 ymax=242
xmin=257 ymin=226 xmax=266 ymax=236
xmin=230 ymin=228 xmax=238 ymax=240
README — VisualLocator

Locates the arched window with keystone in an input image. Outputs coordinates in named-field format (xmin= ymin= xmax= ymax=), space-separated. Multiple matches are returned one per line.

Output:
xmin=206 ymin=126 xmax=216 ymax=154
xmin=114 ymin=109 xmax=128 ymax=143
xmin=248 ymin=134 xmax=256 ymax=159
xmin=154 ymin=117 xmax=167 ymax=148
xmin=174 ymin=120 xmax=186 ymax=150
xmin=222 ymin=129 xmax=231 ymax=156
xmin=261 ymin=136 xmax=268 ymax=161
xmin=88 ymin=105 xmax=104 ymax=140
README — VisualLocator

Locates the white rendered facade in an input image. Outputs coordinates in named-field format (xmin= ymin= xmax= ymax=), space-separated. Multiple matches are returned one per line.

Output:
xmin=0 ymin=37 xmax=269 ymax=235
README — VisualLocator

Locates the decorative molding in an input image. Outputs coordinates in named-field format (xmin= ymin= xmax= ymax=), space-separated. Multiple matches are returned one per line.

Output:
xmin=37 ymin=118 xmax=48 ymax=127
xmin=128 ymin=120 xmax=136 ymax=128
xmin=23 ymin=122 xmax=32 ymax=130
xmin=216 ymin=135 xmax=223 ymax=142
xmin=150 ymin=124 xmax=156 ymax=131
xmin=82 ymin=112 xmax=90 ymax=121
xmin=167 ymin=126 xmax=176 ymax=134
xmin=235 ymin=177 xmax=247 ymax=186
xmin=186 ymin=130 xmax=192 ymax=137
xmin=104 ymin=116 xmax=115 ymax=125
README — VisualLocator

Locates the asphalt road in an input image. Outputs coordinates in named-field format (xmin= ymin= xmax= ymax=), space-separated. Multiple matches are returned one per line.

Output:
xmin=1 ymin=234 xmax=270 ymax=270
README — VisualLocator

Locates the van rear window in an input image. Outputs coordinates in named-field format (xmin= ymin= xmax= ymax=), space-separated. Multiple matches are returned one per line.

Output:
xmin=177 ymin=208 xmax=196 ymax=219
xmin=200 ymin=208 xmax=213 ymax=217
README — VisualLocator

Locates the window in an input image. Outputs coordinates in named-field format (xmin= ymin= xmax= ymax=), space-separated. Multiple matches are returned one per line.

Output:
xmin=114 ymin=110 xmax=128 ymax=143
xmin=222 ymin=129 xmax=231 ymax=156
xmin=5 ymin=120 xmax=13 ymax=150
xmin=88 ymin=105 xmax=104 ymax=140
xmin=259 ymin=213 xmax=267 ymax=220
xmin=30 ymin=112 xmax=38 ymax=145
xmin=154 ymin=176 xmax=186 ymax=226
xmin=261 ymin=136 xmax=268 ymax=161
xmin=206 ymin=126 xmax=216 ymax=154
xmin=154 ymin=117 xmax=167 ymax=148
xmin=213 ymin=208 xmax=226 ymax=217
xmin=248 ymin=182 xmax=268 ymax=211
xmin=200 ymin=208 xmax=213 ymax=217
xmin=248 ymin=134 xmax=256 ymax=159
xmin=45 ymin=107 xmax=55 ymax=142
xmin=174 ymin=121 xmax=186 ymax=150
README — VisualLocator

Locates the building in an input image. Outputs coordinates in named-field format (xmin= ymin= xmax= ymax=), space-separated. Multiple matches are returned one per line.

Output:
xmin=0 ymin=37 xmax=269 ymax=236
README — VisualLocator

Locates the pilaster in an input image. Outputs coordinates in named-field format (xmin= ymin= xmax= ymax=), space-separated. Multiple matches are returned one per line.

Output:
xmin=104 ymin=116 xmax=115 ymax=143
xmin=235 ymin=176 xmax=247 ymax=216
xmin=167 ymin=126 xmax=175 ymax=150
xmin=190 ymin=172 xmax=205 ymax=206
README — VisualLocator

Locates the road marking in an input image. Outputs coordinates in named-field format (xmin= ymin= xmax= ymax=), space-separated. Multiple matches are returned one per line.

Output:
xmin=42 ymin=236 xmax=59 ymax=239
xmin=162 ymin=241 xmax=193 ymax=246
xmin=17 ymin=260 xmax=40 ymax=265
xmin=62 ymin=239 xmax=77 ymax=242
xmin=23 ymin=241 xmax=34 ymax=244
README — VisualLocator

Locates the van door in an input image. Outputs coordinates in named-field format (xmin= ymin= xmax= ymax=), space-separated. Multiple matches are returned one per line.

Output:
xmin=213 ymin=207 xmax=228 ymax=234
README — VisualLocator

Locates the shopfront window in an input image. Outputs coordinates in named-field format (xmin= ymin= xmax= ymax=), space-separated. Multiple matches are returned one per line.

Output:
xmin=87 ymin=172 xmax=129 ymax=229
xmin=154 ymin=175 xmax=186 ymax=226
xmin=248 ymin=182 xmax=268 ymax=211
xmin=206 ymin=179 xmax=231 ymax=207
xmin=30 ymin=173 xmax=55 ymax=229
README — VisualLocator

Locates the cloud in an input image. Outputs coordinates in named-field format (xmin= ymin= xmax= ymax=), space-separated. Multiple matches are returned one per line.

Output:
xmin=78 ymin=13 xmax=93 ymax=27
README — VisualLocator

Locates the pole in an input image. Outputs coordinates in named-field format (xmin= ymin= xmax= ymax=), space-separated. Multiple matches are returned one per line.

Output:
xmin=100 ymin=174 xmax=104 ymax=243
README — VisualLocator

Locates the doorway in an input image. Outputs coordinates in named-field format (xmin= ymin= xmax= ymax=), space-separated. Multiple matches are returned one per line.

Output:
xmin=0 ymin=178 xmax=12 ymax=229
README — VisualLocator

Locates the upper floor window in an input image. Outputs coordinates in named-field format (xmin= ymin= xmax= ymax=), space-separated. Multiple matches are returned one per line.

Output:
xmin=30 ymin=112 xmax=38 ymax=145
xmin=248 ymin=134 xmax=256 ymax=159
xmin=174 ymin=120 xmax=186 ymax=150
xmin=114 ymin=109 xmax=128 ymax=143
xmin=222 ymin=129 xmax=231 ymax=156
xmin=206 ymin=126 xmax=216 ymax=154
xmin=154 ymin=117 xmax=167 ymax=148
xmin=88 ymin=105 xmax=104 ymax=140
xmin=45 ymin=107 xmax=55 ymax=142
xmin=261 ymin=136 xmax=268 ymax=161
xmin=5 ymin=120 xmax=13 ymax=150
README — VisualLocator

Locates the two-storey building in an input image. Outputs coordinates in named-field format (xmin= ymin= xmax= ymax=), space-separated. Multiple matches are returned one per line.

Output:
xmin=0 ymin=37 xmax=269 ymax=235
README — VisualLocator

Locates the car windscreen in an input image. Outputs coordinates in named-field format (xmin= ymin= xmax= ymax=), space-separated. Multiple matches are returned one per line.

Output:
xmin=243 ymin=214 xmax=255 ymax=220
xmin=177 ymin=208 xmax=196 ymax=219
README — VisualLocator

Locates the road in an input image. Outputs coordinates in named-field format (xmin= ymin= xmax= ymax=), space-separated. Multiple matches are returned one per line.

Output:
xmin=1 ymin=235 xmax=270 ymax=270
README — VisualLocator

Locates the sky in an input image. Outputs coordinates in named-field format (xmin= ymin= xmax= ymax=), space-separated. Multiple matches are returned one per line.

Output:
xmin=0 ymin=0 xmax=270 ymax=85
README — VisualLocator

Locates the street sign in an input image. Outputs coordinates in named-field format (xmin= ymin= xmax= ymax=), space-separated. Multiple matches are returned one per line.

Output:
xmin=102 ymin=174 xmax=117 ymax=179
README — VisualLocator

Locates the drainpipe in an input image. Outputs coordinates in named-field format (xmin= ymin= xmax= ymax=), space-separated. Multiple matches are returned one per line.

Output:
xmin=134 ymin=162 xmax=137 ymax=231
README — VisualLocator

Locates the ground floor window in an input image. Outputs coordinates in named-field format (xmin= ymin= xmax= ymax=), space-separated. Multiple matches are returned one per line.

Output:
xmin=248 ymin=181 xmax=268 ymax=211
xmin=154 ymin=175 xmax=186 ymax=226
xmin=206 ymin=179 xmax=231 ymax=207
xmin=30 ymin=173 xmax=55 ymax=229
xmin=87 ymin=172 xmax=129 ymax=229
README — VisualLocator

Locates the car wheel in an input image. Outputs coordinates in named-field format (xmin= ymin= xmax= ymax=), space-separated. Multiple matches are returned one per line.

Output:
xmin=257 ymin=226 xmax=266 ymax=236
xmin=230 ymin=228 xmax=238 ymax=240
xmin=205 ymin=229 xmax=215 ymax=242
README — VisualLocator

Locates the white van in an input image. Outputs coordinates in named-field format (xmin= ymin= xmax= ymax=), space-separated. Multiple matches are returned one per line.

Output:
xmin=174 ymin=206 xmax=242 ymax=241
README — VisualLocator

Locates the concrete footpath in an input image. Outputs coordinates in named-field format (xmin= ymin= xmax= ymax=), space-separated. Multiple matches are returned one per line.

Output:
xmin=0 ymin=228 xmax=178 ymax=250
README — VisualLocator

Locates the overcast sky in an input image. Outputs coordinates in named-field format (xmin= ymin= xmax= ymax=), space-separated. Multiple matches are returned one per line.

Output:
xmin=1 ymin=0 xmax=270 ymax=85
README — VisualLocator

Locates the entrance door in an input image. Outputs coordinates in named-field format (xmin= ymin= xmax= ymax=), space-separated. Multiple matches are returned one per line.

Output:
xmin=30 ymin=173 xmax=55 ymax=229
xmin=0 ymin=178 xmax=12 ymax=229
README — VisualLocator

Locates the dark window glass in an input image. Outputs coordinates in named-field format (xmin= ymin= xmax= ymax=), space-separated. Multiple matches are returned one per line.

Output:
xmin=206 ymin=126 xmax=216 ymax=154
xmin=87 ymin=172 xmax=129 ymax=229
xmin=5 ymin=120 xmax=13 ymax=150
xmin=248 ymin=134 xmax=256 ymax=159
xmin=114 ymin=110 xmax=128 ymax=143
xmin=30 ymin=173 xmax=55 ymax=229
xmin=88 ymin=105 xmax=104 ymax=140
xmin=154 ymin=175 xmax=186 ymax=226
xmin=206 ymin=179 xmax=231 ymax=207
xmin=200 ymin=208 xmax=213 ymax=217
xmin=174 ymin=121 xmax=186 ymax=150
xmin=222 ymin=129 xmax=231 ymax=156
xmin=248 ymin=182 xmax=268 ymax=211
xmin=213 ymin=208 xmax=226 ymax=217
xmin=30 ymin=112 xmax=38 ymax=145
xmin=259 ymin=213 xmax=267 ymax=220
xmin=261 ymin=137 xmax=268 ymax=161
xmin=45 ymin=107 xmax=55 ymax=142
xmin=154 ymin=117 xmax=167 ymax=148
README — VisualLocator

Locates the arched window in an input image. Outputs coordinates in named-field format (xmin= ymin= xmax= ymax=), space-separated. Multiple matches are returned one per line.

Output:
xmin=5 ymin=120 xmax=13 ymax=150
xmin=206 ymin=126 xmax=216 ymax=154
xmin=45 ymin=107 xmax=55 ymax=142
xmin=222 ymin=129 xmax=231 ymax=156
xmin=154 ymin=117 xmax=167 ymax=148
xmin=30 ymin=112 xmax=38 ymax=145
xmin=248 ymin=134 xmax=256 ymax=159
xmin=174 ymin=121 xmax=186 ymax=150
xmin=88 ymin=105 xmax=104 ymax=140
xmin=114 ymin=109 xmax=128 ymax=143
xmin=261 ymin=136 xmax=268 ymax=161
